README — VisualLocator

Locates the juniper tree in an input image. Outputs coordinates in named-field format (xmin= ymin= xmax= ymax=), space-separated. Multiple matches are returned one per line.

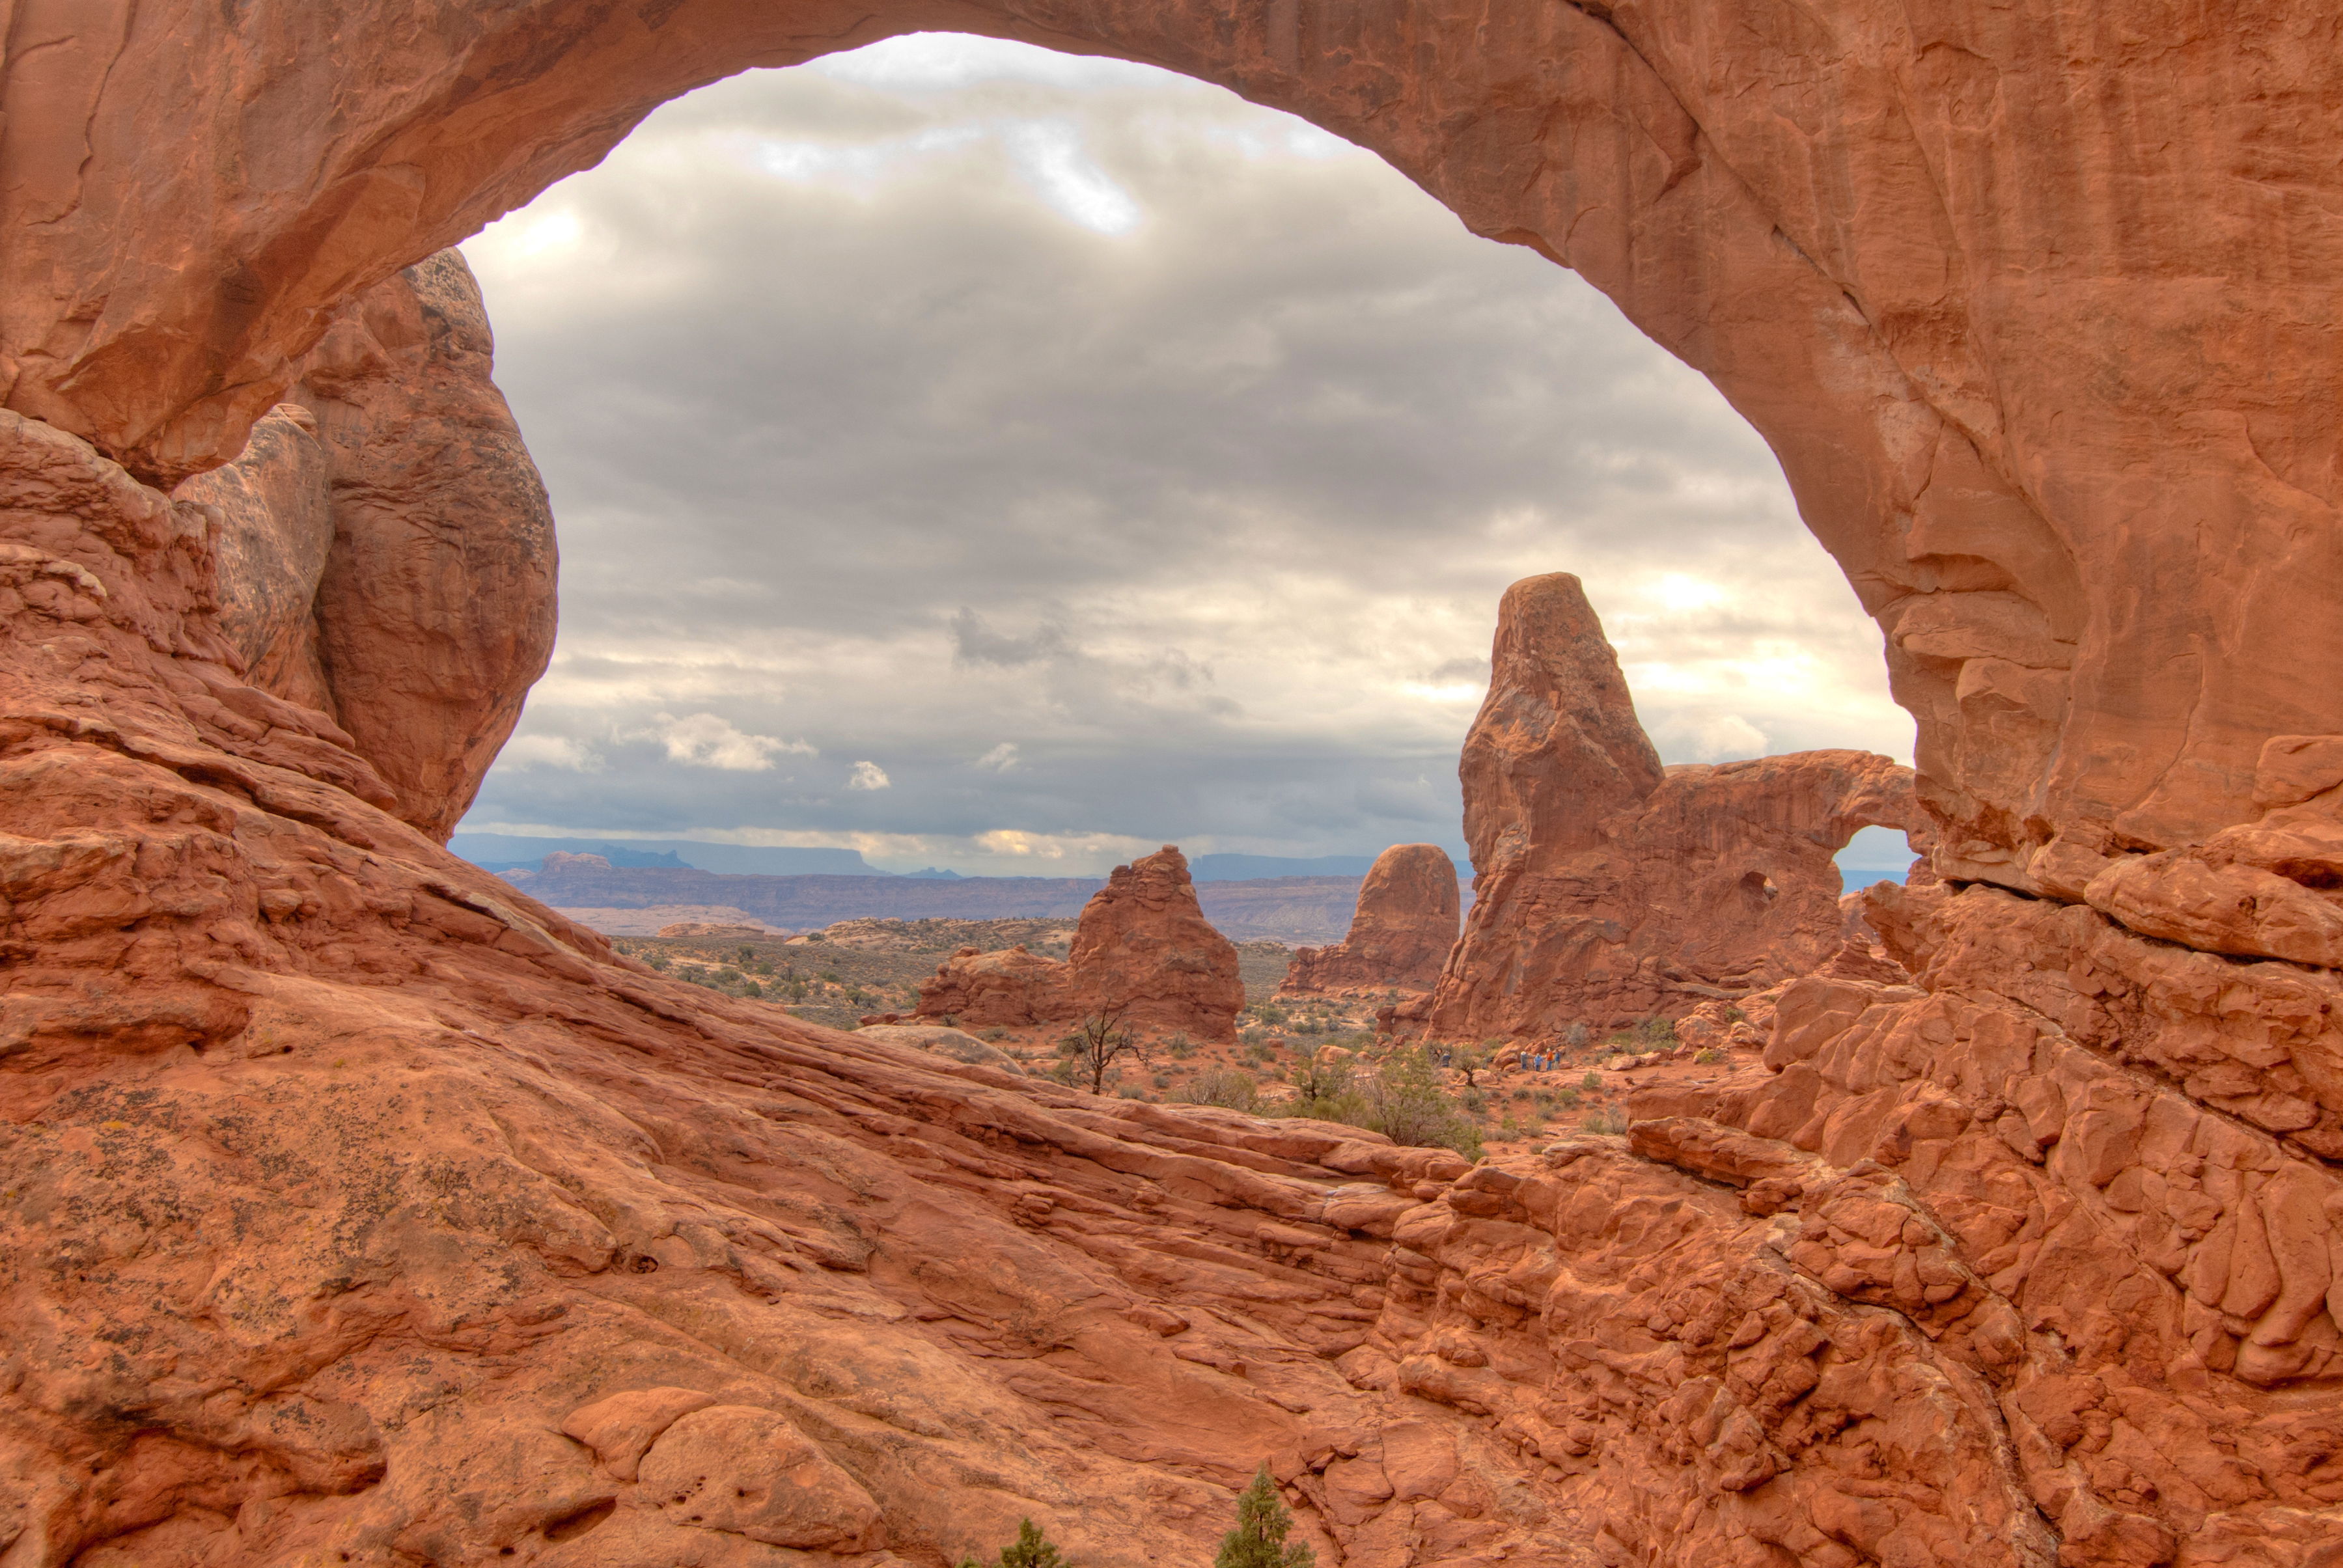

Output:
xmin=959 ymin=1518 xmax=1068 ymax=1568
xmin=1214 ymin=1466 xmax=1314 ymax=1568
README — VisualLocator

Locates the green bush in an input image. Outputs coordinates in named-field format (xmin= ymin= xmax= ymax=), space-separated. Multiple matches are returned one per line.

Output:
xmin=1363 ymin=1048 xmax=1483 ymax=1160
xmin=1176 ymin=1069 xmax=1259 ymax=1112
xmin=1580 ymin=1071 xmax=1603 ymax=1092
xmin=1215 ymin=1466 xmax=1313 ymax=1568
xmin=960 ymin=1519 xmax=1070 ymax=1568
xmin=1582 ymin=1106 xmax=1631 ymax=1135
xmin=1288 ymin=1056 xmax=1366 ymax=1125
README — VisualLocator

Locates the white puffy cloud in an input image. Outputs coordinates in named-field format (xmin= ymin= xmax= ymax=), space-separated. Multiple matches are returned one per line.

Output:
xmin=847 ymin=760 xmax=893 ymax=791
xmin=642 ymin=713 xmax=814 ymax=771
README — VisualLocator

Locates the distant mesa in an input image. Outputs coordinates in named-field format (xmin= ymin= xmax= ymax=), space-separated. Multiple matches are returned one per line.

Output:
xmin=515 ymin=856 xmax=1365 ymax=946
xmin=916 ymin=846 xmax=1245 ymax=1041
xmin=655 ymin=920 xmax=777 ymax=939
xmin=451 ymin=832 xmax=880 ymax=876
xmin=1186 ymin=852 xmax=1385 ymax=881
xmin=1278 ymin=844 xmax=1460 ymax=999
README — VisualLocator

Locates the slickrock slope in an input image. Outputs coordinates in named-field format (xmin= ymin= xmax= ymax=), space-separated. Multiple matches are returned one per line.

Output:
xmin=1422 ymin=575 xmax=1926 ymax=1039
xmin=173 ymin=251 xmax=557 ymax=842
xmin=917 ymin=849 xmax=1245 ymax=1041
xmin=1279 ymin=846 xmax=1460 ymax=999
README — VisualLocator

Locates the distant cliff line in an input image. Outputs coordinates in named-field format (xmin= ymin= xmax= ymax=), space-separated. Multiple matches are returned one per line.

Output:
xmin=493 ymin=859 xmax=1474 ymax=946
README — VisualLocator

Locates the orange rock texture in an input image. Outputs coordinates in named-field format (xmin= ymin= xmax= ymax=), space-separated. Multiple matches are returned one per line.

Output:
xmin=917 ymin=847 xmax=1244 ymax=1041
xmin=5 ymin=4 xmax=2343 ymax=1566
xmin=171 ymin=251 xmax=557 ymax=842
xmin=1066 ymin=847 xmax=1247 ymax=1040
xmin=1279 ymin=844 xmax=1460 ymax=1000
xmin=1421 ymin=575 xmax=1926 ymax=1039
xmin=914 ymin=943 xmax=1077 ymax=1028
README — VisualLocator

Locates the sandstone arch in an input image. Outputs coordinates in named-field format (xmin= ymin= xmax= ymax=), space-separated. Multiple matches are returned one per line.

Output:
xmin=8 ymin=8 xmax=2343 ymax=1566
xmin=8 ymin=1 xmax=2341 ymax=887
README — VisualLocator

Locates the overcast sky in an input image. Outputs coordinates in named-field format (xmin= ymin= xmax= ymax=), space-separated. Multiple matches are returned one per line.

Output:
xmin=455 ymin=33 xmax=1913 ymax=877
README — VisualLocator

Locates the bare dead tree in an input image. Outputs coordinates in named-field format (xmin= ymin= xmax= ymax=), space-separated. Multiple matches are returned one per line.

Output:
xmin=1064 ymin=1007 xmax=1146 ymax=1095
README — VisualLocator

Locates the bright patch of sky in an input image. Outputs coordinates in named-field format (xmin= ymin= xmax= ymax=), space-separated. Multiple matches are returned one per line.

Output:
xmin=458 ymin=32 xmax=1912 ymax=877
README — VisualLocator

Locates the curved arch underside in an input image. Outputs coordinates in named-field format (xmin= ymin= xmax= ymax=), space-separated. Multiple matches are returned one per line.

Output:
xmin=5 ymin=6 xmax=2343 ymax=1567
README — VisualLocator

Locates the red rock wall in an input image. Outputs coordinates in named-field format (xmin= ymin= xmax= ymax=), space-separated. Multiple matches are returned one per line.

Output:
xmin=1424 ymin=575 xmax=1928 ymax=1038
xmin=1279 ymin=844 xmax=1460 ymax=998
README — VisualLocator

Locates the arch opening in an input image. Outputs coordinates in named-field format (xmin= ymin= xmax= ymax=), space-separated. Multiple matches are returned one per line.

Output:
xmin=436 ymin=33 xmax=1911 ymax=882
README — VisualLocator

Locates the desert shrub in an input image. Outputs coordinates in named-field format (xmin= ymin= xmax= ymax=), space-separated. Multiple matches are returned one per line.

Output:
xmin=1580 ymin=1071 xmax=1603 ymax=1092
xmin=1175 ymin=1069 xmax=1258 ymax=1112
xmin=1564 ymin=1022 xmax=1590 ymax=1047
xmin=1288 ymin=1056 xmax=1365 ymax=1123
xmin=1557 ymin=1088 xmax=1581 ymax=1110
xmin=1511 ymin=1086 xmax=1532 ymax=1102
xmin=1694 ymin=1047 xmax=1723 ymax=1065
xmin=1170 ymin=1038 xmax=1197 ymax=1060
xmin=1582 ymin=1106 xmax=1631 ymax=1135
xmin=1361 ymin=1049 xmax=1484 ymax=1161
xmin=1460 ymin=1086 xmax=1488 ymax=1115
xmin=1633 ymin=1015 xmax=1677 ymax=1047
xmin=1152 ymin=1072 xmax=1172 ymax=1089
xmin=1250 ymin=1004 xmax=1291 ymax=1026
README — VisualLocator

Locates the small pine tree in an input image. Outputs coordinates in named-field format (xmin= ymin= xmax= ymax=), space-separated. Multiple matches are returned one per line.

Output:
xmin=1215 ymin=1466 xmax=1314 ymax=1568
xmin=981 ymin=1519 xmax=1067 ymax=1568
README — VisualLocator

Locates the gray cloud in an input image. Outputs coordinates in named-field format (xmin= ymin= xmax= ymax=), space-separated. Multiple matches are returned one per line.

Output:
xmin=456 ymin=34 xmax=1911 ymax=875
